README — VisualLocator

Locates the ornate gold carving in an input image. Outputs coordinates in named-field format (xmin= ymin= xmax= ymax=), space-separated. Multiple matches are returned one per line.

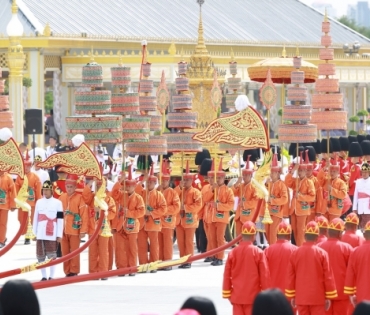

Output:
xmin=0 ymin=138 xmax=25 ymax=178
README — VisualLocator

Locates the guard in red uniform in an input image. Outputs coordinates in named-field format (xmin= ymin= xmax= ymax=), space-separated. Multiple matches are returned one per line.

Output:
xmin=264 ymin=221 xmax=297 ymax=292
xmin=344 ymin=220 xmax=370 ymax=307
xmin=342 ymin=213 xmax=364 ymax=248
xmin=285 ymin=221 xmax=338 ymax=315
xmin=316 ymin=215 xmax=329 ymax=243
xmin=223 ymin=221 xmax=270 ymax=315
xmin=318 ymin=218 xmax=353 ymax=315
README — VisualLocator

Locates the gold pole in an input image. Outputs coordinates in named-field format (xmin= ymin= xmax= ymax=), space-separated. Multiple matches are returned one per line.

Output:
xmin=181 ymin=151 xmax=184 ymax=208
xmin=214 ymin=156 xmax=217 ymax=202
xmin=237 ymin=150 xmax=242 ymax=177
xmin=267 ymin=110 xmax=270 ymax=139
xmin=159 ymin=111 xmax=165 ymax=185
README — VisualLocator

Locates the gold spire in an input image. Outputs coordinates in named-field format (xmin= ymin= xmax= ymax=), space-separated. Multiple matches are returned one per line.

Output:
xmin=281 ymin=45 xmax=287 ymax=58
xmin=90 ymin=46 xmax=95 ymax=62
xmin=194 ymin=1 xmax=209 ymax=56
xmin=118 ymin=50 xmax=123 ymax=66
xmin=295 ymin=45 xmax=300 ymax=57
xmin=11 ymin=0 xmax=18 ymax=14
xmin=231 ymin=48 xmax=235 ymax=62
xmin=324 ymin=7 xmax=328 ymax=22
xmin=43 ymin=23 xmax=51 ymax=36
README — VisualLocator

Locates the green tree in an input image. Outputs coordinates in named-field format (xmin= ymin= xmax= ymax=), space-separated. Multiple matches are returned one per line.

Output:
xmin=44 ymin=91 xmax=53 ymax=113
xmin=338 ymin=16 xmax=370 ymax=39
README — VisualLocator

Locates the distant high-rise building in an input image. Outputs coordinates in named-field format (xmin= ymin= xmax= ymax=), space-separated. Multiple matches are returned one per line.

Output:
xmin=357 ymin=1 xmax=370 ymax=27
xmin=312 ymin=2 xmax=337 ymax=18
xmin=347 ymin=5 xmax=357 ymax=21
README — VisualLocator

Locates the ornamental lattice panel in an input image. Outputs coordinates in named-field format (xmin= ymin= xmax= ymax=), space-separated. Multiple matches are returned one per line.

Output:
xmin=0 ymin=52 xmax=28 ymax=70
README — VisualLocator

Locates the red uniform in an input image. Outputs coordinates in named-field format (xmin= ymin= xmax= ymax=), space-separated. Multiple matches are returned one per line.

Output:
xmin=344 ymin=240 xmax=370 ymax=304
xmin=341 ymin=231 xmax=364 ymax=248
xmin=264 ymin=239 xmax=297 ymax=292
xmin=223 ymin=241 xmax=270 ymax=315
xmin=318 ymin=238 xmax=353 ymax=315
xmin=286 ymin=242 xmax=338 ymax=315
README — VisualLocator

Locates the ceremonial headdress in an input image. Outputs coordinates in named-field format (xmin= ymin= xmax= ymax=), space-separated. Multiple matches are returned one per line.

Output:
xmin=71 ymin=134 xmax=85 ymax=147
xmin=339 ymin=137 xmax=350 ymax=151
xmin=161 ymin=159 xmax=171 ymax=180
xmin=271 ymin=151 xmax=281 ymax=173
xmin=148 ymin=164 xmax=157 ymax=182
xmin=345 ymin=212 xmax=360 ymax=226
xmin=195 ymin=149 xmax=211 ymax=166
xmin=298 ymin=151 xmax=307 ymax=170
xmin=243 ymin=149 xmax=259 ymax=162
xmin=348 ymin=135 xmax=357 ymax=144
xmin=34 ymin=155 xmax=43 ymax=162
xmin=277 ymin=221 xmax=292 ymax=235
xmin=42 ymin=180 xmax=53 ymax=190
xmin=183 ymin=160 xmax=193 ymax=180
xmin=76 ymin=176 xmax=85 ymax=192
xmin=315 ymin=215 xmax=329 ymax=228
xmin=312 ymin=139 xmax=321 ymax=155
xmin=330 ymin=137 xmax=341 ymax=152
xmin=321 ymin=138 xmax=333 ymax=154
xmin=305 ymin=221 xmax=319 ymax=235
xmin=216 ymin=158 xmax=225 ymax=177
xmin=329 ymin=154 xmax=340 ymax=171
xmin=125 ymin=164 xmax=136 ymax=186
xmin=348 ymin=142 xmax=363 ymax=158
xmin=242 ymin=155 xmax=254 ymax=175
xmin=357 ymin=134 xmax=366 ymax=144
xmin=360 ymin=140 xmax=370 ymax=156
xmin=199 ymin=158 xmax=212 ymax=177
xmin=304 ymin=147 xmax=316 ymax=170
xmin=289 ymin=143 xmax=304 ymax=158
xmin=242 ymin=221 xmax=257 ymax=235
xmin=207 ymin=158 xmax=215 ymax=178
xmin=364 ymin=220 xmax=370 ymax=232
xmin=65 ymin=174 xmax=78 ymax=185
xmin=329 ymin=218 xmax=345 ymax=232
xmin=24 ymin=150 xmax=32 ymax=166
xmin=361 ymin=162 xmax=370 ymax=172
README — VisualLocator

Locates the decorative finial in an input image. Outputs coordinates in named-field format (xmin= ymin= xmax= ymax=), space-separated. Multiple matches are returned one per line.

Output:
xmin=197 ymin=0 xmax=205 ymax=8
xmin=194 ymin=0 xmax=208 ymax=55
xmin=117 ymin=50 xmax=123 ymax=66
xmin=231 ymin=48 xmax=235 ymax=62
xmin=90 ymin=46 xmax=95 ymax=62
xmin=295 ymin=45 xmax=300 ymax=57
xmin=281 ymin=45 xmax=287 ymax=58
xmin=324 ymin=7 xmax=328 ymax=22
xmin=43 ymin=23 xmax=51 ymax=36
xmin=11 ymin=0 xmax=18 ymax=14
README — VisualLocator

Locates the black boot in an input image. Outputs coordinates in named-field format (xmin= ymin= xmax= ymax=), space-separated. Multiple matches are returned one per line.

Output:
xmin=24 ymin=239 xmax=31 ymax=245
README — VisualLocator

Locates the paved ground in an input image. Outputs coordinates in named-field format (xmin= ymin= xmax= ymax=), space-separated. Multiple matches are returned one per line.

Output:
xmin=0 ymin=211 xmax=232 ymax=315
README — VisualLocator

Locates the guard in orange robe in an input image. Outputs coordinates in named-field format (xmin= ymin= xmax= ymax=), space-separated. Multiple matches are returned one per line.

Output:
xmin=158 ymin=160 xmax=180 ymax=266
xmin=318 ymin=218 xmax=353 ymax=315
xmin=207 ymin=159 xmax=234 ymax=266
xmin=138 ymin=165 xmax=167 ymax=270
xmin=201 ymin=170 xmax=214 ymax=262
xmin=305 ymin=147 xmax=323 ymax=223
xmin=0 ymin=171 xmax=17 ymax=248
xmin=316 ymin=215 xmax=329 ymax=244
xmin=344 ymin=221 xmax=370 ymax=307
xmin=232 ymin=155 xmax=259 ymax=237
xmin=82 ymin=178 xmax=116 ymax=279
xmin=111 ymin=165 xmax=145 ymax=276
xmin=264 ymin=152 xmax=289 ymax=245
xmin=175 ymin=161 xmax=202 ymax=269
xmin=342 ymin=213 xmax=364 ymax=248
xmin=285 ymin=153 xmax=316 ymax=246
xmin=285 ymin=221 xmax=338 ymax=315
xmin=317 ymin=160 xmax=347 ymax=221
xmin=222 ymin=221 xmax=270 ymax=315
xmin=15 ymin=151 xmax=42 ymax=244
xmin=264 ymin=221 xmax=297 ymax=292
xmin=59 ymin=174 xmax=89 ymax=276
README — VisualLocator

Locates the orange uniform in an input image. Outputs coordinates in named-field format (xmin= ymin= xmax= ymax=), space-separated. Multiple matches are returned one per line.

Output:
xmin=82 ymin=187 xmax=116 ymax=274
xmin=232 ymin=182 xmax=259 ymax=237
xmin=307 ymin=175 xmax=323 ymax=222
xmin=318 ymin=238 xmax=353 ymax=315
xmin=286 ymin=242 xmax=338 ymax=315
xmin=285 ymin=174 xmax=316 ymax=246
xmin=264 ymin=180 xmax=289 ymax=245
xmin=208 ymin=185 xmax=234 ymax=261
xmin=0 ymin=173 xmax=17 ymax=244
xmin=264 ymin=239 xmax=297 ymax=292
xmin=175 ymin=186 xmax=202 ymax=258
xmin=159 ymin=187 xmax=180 ymax=261
xmin=59 ymin=192 xmax=88 ymax=275
xmin=15 ymin=172 xmax=42 ymax=235
xmin=201 ymin=184 xmax=214 ymax=251
xmin=138 ymin=188 xmax=167 ymax=264
xmin=223 ymin=241 xmax=270 ymax=315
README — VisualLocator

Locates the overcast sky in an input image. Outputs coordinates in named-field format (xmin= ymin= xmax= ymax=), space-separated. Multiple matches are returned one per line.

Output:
xmin=299 ymin=0 xmax=365 ymax=17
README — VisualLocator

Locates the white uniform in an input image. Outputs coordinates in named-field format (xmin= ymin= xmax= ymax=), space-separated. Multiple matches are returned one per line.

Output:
xmin=32 ymin=168 xmax=50 ymax=185
xmin=33 ymin=197 xmax=63 ymax=240
xmin=353 ymin=177 xmax=370 ymax=214
xmin=29 ymin=147 xmax=47 ymax=162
